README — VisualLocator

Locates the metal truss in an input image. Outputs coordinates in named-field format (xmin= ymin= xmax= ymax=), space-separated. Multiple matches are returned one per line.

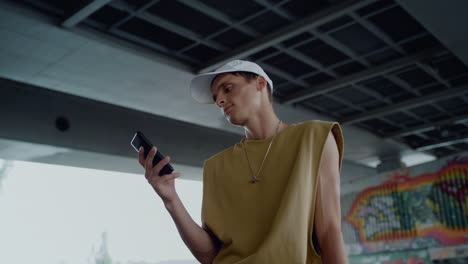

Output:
xmin=341 ymin=85 xmax=468 ymax=124
xmin=54 ymin=0 xmax=468 ymax=154
xmin=282 ymin=48 xmax=439 ymax=104
xmin=108 ymin=1 xmax=227 ymax=51
xmin=416 ymin=136 xmax=468 ymax=152
xmin=384 ymin=112 xmax=468 ymax=138
xmin=196 ymin=0 xmax=380 ymax=73
xmin=62 ymin=0 xmax=112 ymax=28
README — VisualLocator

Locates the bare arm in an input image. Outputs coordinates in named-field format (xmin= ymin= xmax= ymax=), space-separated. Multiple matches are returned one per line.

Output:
xmin=139 ymin=147 xmax=219 ymax=264
xmin=314 ymin=131 xmax=348 ymax=264
xmin=164 ymin=195 xmax=220 ymax=264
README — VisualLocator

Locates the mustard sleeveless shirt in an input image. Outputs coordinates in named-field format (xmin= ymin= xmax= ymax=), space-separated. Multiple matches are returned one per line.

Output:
xmin=201 ymin=121 xmax=344 ymax=264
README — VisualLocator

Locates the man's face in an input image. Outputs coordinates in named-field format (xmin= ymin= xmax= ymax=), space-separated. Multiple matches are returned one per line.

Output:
xmin=210 ymin=73 xmax=261 ymax=125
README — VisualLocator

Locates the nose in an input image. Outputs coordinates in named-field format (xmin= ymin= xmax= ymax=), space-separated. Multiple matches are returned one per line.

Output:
xmin=216 ymin=95 xmax=226 ymax=108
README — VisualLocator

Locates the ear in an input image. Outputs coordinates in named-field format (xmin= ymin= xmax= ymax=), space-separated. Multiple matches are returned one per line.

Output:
xmin=256 ymin=75 xmax=267 ymax=91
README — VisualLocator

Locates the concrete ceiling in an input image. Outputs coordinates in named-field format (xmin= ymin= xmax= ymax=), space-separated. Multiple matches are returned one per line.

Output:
xmin=1 ymin=0 xmax=467 ymax=185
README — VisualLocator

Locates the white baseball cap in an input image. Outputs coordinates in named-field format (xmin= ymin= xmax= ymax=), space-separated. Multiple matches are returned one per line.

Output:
xmin=189 ymin=60 xmax=274 ymax=104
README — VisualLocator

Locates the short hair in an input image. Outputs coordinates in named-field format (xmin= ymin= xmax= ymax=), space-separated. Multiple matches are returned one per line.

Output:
xmin=211 ymin=71 xmax=273 ymax=102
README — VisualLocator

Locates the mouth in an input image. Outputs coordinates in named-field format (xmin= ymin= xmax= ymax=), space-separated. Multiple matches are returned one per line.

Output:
xmin=223 ymin=105 xmax=234 ymax=115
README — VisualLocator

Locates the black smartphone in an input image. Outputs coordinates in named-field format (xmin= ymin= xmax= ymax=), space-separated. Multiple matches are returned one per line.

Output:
xmin=130 ymin=131 xmax=174 ymax=176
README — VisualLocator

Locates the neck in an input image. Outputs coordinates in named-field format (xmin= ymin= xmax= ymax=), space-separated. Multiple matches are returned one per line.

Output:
xmin=243 ymin=108 xmax=284 ymax=140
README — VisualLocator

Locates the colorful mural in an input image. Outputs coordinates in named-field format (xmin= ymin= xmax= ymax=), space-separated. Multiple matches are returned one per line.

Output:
xmin=429 ymin=244 xmax=468 ymax=261
xmin=347 ymin=244 xmax=468 ymax=264
xmin=345 ymin=158 xmax=468 ymax=253
xmin=348 ymin=249 xmax=431 ymax=264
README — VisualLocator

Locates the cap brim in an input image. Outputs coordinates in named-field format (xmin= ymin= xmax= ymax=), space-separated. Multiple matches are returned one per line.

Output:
xmin=190 ymin=69 xmax=240 ymax=104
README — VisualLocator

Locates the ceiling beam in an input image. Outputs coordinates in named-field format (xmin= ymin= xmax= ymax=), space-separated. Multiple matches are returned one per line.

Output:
xmin=282 ymin=48 xmax=439 ymax=104
xmin=384 ymin=112 xmax=468 ymax=138
xmin=62 ymin=0 xmax=112 ymax=28
xmin=0 ymin=77 xmax=241 ymax=172
xmin=437 ymin=149 xmax=468 ymax=160
xmin=253 ymin=0 xmax=295 ymax=21
xmin=109 ymin=28 xmax=199 ymax=65
xmin=108 ymin=1 xmax=227 ymax=51
xmin=349 ymin=12 xmax=406 ymax=55
xmin=109 ymin=0 xmax=161 ymax=30
xmin=197 ymin=0 xmax=379 ymax=73
xmin=274 ymin=31 xmax=430 ymax=90
xmin=258 ymin=63 xmax=310 ymax=88
xmin=309 ymin=28 xmax=371 ymax=67
xmin=340 ymin=84 xmax=468 ymax=125
xmin=415 ymin=136 xmax=468 ymax=152
xmin=179 ymin=0 xmax=335 ymax=76
xmin=176 ymin=0 xmax=258 ymax=45
xmin=138 ymin=12 xmax=227 ymax=51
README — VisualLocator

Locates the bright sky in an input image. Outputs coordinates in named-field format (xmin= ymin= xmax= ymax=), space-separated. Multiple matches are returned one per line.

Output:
xmin=0 ymin=159 xmax=201 ymax=264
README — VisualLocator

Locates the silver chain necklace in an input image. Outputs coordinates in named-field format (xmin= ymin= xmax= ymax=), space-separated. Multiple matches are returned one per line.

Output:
xmin=242 ymin=119 xmax=282 ymax=184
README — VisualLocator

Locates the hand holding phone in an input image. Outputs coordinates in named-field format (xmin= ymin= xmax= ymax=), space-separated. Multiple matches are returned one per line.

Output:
xmin=131 ymin=131 xmax=174 ymax=176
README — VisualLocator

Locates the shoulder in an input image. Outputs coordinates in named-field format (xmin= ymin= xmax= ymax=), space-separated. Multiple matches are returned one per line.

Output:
xmin=291 ymin=120 xmax=342 ymax=139
xmin=299 ymin=120 xmax=333 ymax=126
xmin=293 ymin=120 xmax=339 ymax=131
xmin=294 ymin=120 xmax=344 ymax=167
xmin=203 ymin=145 xmax=236 ymax=169
xmin=202 ymin=145 xmax=237 ymax=185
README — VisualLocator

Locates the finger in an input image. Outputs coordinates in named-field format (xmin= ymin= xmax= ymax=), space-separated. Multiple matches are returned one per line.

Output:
xmin=160 ymin=172 xmax=181 ymax=183
xmin=138 ymin=147 xmax=145 ymax=166
xmin=153 ymin=156 xmax=171 ymax=176
xmin=145 ymin=146 xmax=157 ymax=168
xmin=148 ymin=172 xmax=180 ymax=186
xmin=145 ymin=146 xmax=157 ymax=176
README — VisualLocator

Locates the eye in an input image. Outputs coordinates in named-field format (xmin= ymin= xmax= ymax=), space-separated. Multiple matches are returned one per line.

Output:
xmin=224 ymin=86 xmax=232 ymax=93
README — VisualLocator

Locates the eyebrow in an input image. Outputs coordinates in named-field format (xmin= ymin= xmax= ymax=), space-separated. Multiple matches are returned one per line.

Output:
xmin=211 ymin=82 xmax=233 ymax=102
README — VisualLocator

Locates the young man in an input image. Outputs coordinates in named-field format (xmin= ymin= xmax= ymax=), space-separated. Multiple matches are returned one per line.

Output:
xmin=138 ymin=60 xmax=347 ymax=263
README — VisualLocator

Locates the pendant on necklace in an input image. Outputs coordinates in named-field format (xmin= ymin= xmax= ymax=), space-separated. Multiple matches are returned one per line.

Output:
xmin=249 ymin=177 xmax=261 ymax=184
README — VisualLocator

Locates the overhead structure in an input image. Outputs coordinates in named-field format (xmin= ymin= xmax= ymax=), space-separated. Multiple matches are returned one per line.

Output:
xmin=10 ymin=0 xmax=468 ymax=160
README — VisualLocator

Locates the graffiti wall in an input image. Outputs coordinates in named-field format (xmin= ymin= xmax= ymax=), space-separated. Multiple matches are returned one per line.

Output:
xmin=429 ymin=244 xmax=468 ymax=263
xmin=348 ymin=249 xmax=431 ymax=264
xmin=343 ymin=157 xmax=468 ymax=255
xmin=346 ymin=244 xmax=468 ymax=264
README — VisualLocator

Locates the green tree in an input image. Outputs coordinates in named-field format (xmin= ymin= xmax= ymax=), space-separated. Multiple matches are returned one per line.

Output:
xmin=0 ymin=160 xmax=13 ymax=193
xmin=94 ymin=232 xmax=113 ymax=264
